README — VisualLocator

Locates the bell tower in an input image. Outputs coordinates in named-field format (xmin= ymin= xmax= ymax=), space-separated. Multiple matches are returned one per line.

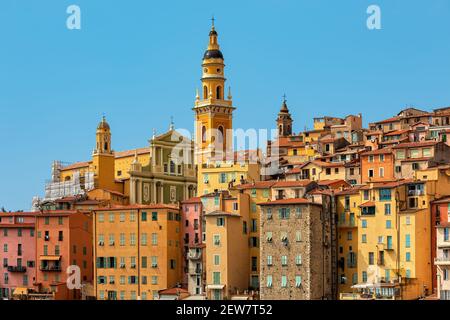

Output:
xmin=276 ymin=96 xmax=293 ymax=137
xmin=92 ymin=115 xmax=116 ymax=191
xmin=193 ymin=18 xmax=235 ymax=164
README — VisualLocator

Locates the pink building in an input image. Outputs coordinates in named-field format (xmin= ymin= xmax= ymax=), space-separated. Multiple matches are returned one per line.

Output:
xmin=0 ymin=212 xmax=36 ymax=299
xmin=181 ymin=197 xmax=205 ymax=295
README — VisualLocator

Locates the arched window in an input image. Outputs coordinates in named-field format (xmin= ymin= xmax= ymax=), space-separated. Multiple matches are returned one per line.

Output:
xmin=218 ymin=126 xmax=224 ymax=144
xmin=202 ymin=126 xmax=207 ymax=143
xmin=104 ymin=142 xmax=108 ymax=151
xmin=279 ymin=125 xmax=282 ymax=135
xmin=203 ymin=86 xmax=208 ymax=99
xmin=216 ymin=86 xmax=222 ymax=99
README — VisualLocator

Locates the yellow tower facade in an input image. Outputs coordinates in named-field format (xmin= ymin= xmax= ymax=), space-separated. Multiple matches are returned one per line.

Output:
xmin=193 ymin=22 xmax=235 ymax=164
xmin=91 ymin=116 xmax=117 ymax=191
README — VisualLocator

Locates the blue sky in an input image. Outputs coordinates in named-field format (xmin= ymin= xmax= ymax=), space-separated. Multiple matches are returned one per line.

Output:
xmin=1 ymin=0 xmax=450 ymax=210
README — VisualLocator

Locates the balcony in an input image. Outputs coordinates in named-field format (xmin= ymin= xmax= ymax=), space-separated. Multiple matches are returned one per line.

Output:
xmin=189 ymin=267 xmax=202 ymax=275
xmin=435 ymin=256 xmax=450 ymax=265
xmin=7 ymin=266 xmax=26 ymax=273
xmin=188 ymin=251 xmax=202 ymax=260
xmin=40 ymin=265 xmax=62 ymax=272
xmin=338 ymin=220 xmax=356 ymax=228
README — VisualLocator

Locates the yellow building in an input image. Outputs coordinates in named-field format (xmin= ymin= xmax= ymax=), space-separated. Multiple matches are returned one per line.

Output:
xmin=202 ymin=191 xmax=251 ymax=299
xmin=47 ymin=117 xmax=196 ymax=206
xmin=335 ymin=187 xmax=363 ymax=295
xmin=346 ymin=181 xmax=432 ymax=300
xmin=93 ymin=204 xmax=182 ymax=300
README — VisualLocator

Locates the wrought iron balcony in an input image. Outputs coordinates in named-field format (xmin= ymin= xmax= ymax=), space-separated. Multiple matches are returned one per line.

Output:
xmin=7 ymin=266 xmax=26 ymax=272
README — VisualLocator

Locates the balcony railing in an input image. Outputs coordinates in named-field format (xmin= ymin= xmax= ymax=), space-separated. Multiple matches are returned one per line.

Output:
xmin=7 ymin=266 xmax=26 ymax=272
xmin=408 ymin=190 xmax=424 ymax=196
xmin=338 ymin=220 xmax=356 ymax=228
xmin=435 ymin=256 xmax=450 ymax=264
xmin=40 ymin=265 xmax=62 ymax=272
xmin=187 ymin=251 xmax=202 ymax=260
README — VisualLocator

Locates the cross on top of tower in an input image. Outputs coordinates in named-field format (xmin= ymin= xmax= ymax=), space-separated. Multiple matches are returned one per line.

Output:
xmin=282 ymin=94 xmax=287 ymax=102
xmin=211 ymin=15 xmax=215 ymax=28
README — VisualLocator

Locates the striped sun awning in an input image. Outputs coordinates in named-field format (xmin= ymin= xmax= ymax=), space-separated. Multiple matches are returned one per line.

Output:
xmin=39 ymin=255 xmax=61 ymax=261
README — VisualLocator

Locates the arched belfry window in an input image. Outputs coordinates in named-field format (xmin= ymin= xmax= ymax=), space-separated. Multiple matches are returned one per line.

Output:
xmin=279 ymin=125 xmax=282 ymax=135
xmin=202 ymin=126 xmax=207 ymax=143
xmin=203 ymin=86 xmax=208 ymax=99
xmin=216 ymin=86 xmax=222 ymax=100
xmin=218 ymin=126 xmax=224 ymax=143
xmin=104 ymin=142 xmax=108 ymax=151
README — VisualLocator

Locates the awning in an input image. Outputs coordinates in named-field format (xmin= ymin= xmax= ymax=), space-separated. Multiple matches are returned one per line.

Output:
xmin=231 ymin=296 xmax=250 ymax=300
xmin=13 ymin=287 xmax=28 ymax=295
xmin=351 ymin=283 xmax=374 ymax=289
xmin=159 ymin=296 xmax=178 ymax=300
xmin=206 ymin=284 xmax=225 ymax=290
xmin=39 ymin=255 xmax=61 ymax=261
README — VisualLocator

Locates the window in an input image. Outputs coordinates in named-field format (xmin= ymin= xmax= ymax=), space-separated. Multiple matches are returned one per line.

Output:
xmin=385 ymin=204 xmax=391 ymax=215
xmin=412 ymin=163 xmax=419 ymax=170
xmin=296 ymin=207 xmax=302 ymax=218
xmin=379 ymin=167 xmax=384 ymax=177
xmin=362 ymin=220 xmax=367 ymax=228
xmin=266 ymin=232 xmax=273 ymax=243
xmin=141 ymin=233 xmax=147 ymax=246
xmin=368 ymin=155 xmax=374 ymax=163
xmin=219 ymin=173 xmax=226 ymax=184
xmin=396 ymin=150 xmax=405 ymax=160
xmin=251 ymin=203 xmax=257 ymax=212
xmin=217 ymin=218 xmax=225 ymax=227
xmin=151 ymin=256 xmax=158 ymax=268
xmin=109 ymin=234 xmax=115 ymax=246
xmin=406 ymin=252 xmax=411 ymax=262
xmin=152 ymin=233 xmax=158 ymax=245
xmin=295 ymin=231 xmax=302 ymax=242
xmin=267 ymin=255 xmax=273 ymax=266
xmin=141 ymin=212 xmax=147 ymax=221
xmin=405 ymin=234 xmax=411 ymax=248
xmin=130 ymin=233 xmax=136 ymax=246
xmin=363 ymin=190 xmax=369 ymax=201
xmin=369 ymin=252 xmax=374 ymax=265
xmin=281 ymin=256 xmax=288 ymax=266
xmin=251 ymin=219 xmax=257 ymax=233
xmin=295 ymin=255 xmax=302 ymax=265
xmin=295 ymin=276 xmax=302 ymax=288
xmin=362 ymin=234 xmax=367 ymax=243
xmin=410 ymin=149 xmax=420 ymax=158
xmin=405 ymin=216 xmax=411 ymax=225
xmin=213 ymin=272 xmax=221 ymax=285
xmin=405 ymin=269 xmax=411 ymax=278
xmin=119 ymin=213 xmax=125 ymax=222
xmin=279 ymin=208 xmax=290 ymax=219
xmin=362 ymin=271 xmax=367 ymax=282
xmin=368 ymin=169 xmax=374 ymax=178
xmin=281 ymin=276 xmax=288 ymax=287
xmin=347 ymin=231 xmax=352 ymax=240
xmin=119 ymin=233 xmax=125 ymax=246
xmin=444 ymin=228 xmax=449 ymax=241
xmin=213 ymin=235 xmax=220 ymax=246
xmin=130 ymin=212 xmax=136 ymax=222
xmin=379 ymin=154 xmax=384 ymax=162
xmin=266 ymin=275 xmax=273 ymax=288
xmin=214 ymin=255 xmax=220 ymax=266
xmin=386 ymin=220 xmax=392 ymax=229
xmin=151 ymin=276 xmax=158 ymax=285
xmin=326 ymin=168 xmax=331 ymax=175
xmin=109 ymin=213 xmax=115 ymax=223
xmin=423 ymin=148 xmax=431 ymax=157
xmin=266 ymin=208 xmax=272 ymax=220
xmin=379 ymin=189 xmax=391 ymax=201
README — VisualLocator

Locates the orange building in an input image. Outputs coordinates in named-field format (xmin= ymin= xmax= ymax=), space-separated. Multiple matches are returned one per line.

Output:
xmin=93 ymin=204 xmax=182 ymax=300
xmin=360 ymin=149 xmax=395 ymax=183
xmin=34 ymin=210 xmax=93 ymax=300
